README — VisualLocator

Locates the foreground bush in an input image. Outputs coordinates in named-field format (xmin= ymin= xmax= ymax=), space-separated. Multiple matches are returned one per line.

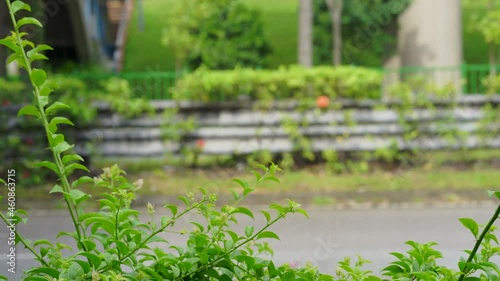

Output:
xmin=1 ymin=1 xmax=500 ymax=281
xmin=172 ymin=66 xmax=383 ymax=102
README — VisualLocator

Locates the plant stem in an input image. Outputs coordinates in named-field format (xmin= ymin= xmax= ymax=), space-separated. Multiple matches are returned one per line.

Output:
xmin=0 ymin=213 xmax=50 ymax=268
xmin=457 ymin=203 xmax=500 ymax=281
xmin=5 ymin=0 xmax=87 ymax=252
xmin=98 ymin=200 xmax=207 ymax=274
xmin=174 ymin=212 xmax=287 ymax=281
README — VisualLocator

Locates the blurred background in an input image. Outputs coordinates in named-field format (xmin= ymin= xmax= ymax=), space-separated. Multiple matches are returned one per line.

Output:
xmin=2 ymin=0 xmax=500 ymax=278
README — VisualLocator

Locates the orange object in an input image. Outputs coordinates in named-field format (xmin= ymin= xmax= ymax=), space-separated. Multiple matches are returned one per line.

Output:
xmin=316 ymin=95 xmax=330 ymax=109
xmin=196 ymin=139 xmax=206 ymax=149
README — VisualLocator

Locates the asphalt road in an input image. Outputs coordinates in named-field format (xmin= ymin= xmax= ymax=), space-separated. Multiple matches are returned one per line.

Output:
xmin=1 ymin=204 xmax=498 ymax=280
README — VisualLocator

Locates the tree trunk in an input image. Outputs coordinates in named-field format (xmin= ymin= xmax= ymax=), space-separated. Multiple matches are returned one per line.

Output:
xmin=326 ymin=0 xmax=343 ymax=66
xmin=298 ymin=0 xmax=313 ymax=67
xmin=489 ymin=0 xmax=496 ymax=78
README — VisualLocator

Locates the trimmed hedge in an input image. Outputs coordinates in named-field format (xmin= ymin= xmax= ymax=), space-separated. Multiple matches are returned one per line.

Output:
xmin=171 ymin=66 xmax=383 ymax=102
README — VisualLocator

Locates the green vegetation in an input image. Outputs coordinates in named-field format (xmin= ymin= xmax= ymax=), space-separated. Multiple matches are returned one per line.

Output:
xmin=162 ymin=0 xmax=271 ymax=71
xmin=172 ymin=65 xmax=382 ymax=102
xmin=123 ymin=0 xmax=176 ymax=72
xmin=314 ymin=0 xmax=412 ymax=66
xmin=243 ymin=0 xmax=299 ymax=68
xmin=127 ymin=166 xmax=500 ymax=197
xmin=124 ymin=0 xmax=491 ymax=71
xmin=462 ymin=0 xmax=491 ymax=64
xmin=3 ymin=2 xmax=500 ymax=280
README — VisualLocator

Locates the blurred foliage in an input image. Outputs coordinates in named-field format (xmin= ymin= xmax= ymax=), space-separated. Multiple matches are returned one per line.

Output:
xmin=313 ymin=0 xmax=412 ymax=66
xmin=484 ymin=73 xmax=500 ymax=94
xmin=162 ymin=0 xmax=272 ymax=71
xmin=0 ymin=78 xmax=28 ymax=105
xmin=469 ymin=10 xmax=500 ymax=46
xmin=0 ymin=77 xmax=153 ymax=186
xmin=172 ymin=65 xmax=383 ymax=102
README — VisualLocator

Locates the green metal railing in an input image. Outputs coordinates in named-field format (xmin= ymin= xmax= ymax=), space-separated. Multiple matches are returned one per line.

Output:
xmin=4 ymin=64 xmax=498 ymax=101
xmin=383 ymin=64 xmax=500 ymax=95
xmin=69 ymin=71 xmax=182 ymax=100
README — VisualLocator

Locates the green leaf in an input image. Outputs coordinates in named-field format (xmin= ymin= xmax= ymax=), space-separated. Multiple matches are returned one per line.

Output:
xmin=118 ymin=209 xmax=140 ymax=221
xmin=53 ymin=141 xmax=73 ymax=154
xmin=244 ymin=225 xmax=254 ymax=237
xmin=48 ymin=132 xmax=65 ymax=147
xmin=71 ymin=176 xmax=94 ymax=188
xmin=225 ymin=230 xmax=239 ymax=244
xmin=26 ymin=267 xmax=59 ymax=278
xmin=493 ymin=191 xmax=500 ymax=200
xmin=164 ymin=204 xmax=178 ymax=216
xmin=261 ymin=210 xmax=271 ymax=222
xmin=161 ymin=216 xmax=171 ymax=227
xmin=21 ymin=39 xmax=34 ymax=48
xmin=265 ymin=176 xmax=280 ymax=183
xmin=256 ymin=231 xmax=280 ymax=240
xmin=49 ymin=185 xmax=64 ymax=194
xmin=69 ymin=189 xmax=90 ymax=205
xmin=97 ymin=199 xmax=117 ymax=212
xmin=233 ymin=206 xmax=254 ymax=219
xmin=81 ymin=240 xmax=96 ymax=251
xmin=252 ymin=171 xmax=262 ymax=182
xmin=30 ymin=69 xmax=46 ymax=87
xmin=50 ymin=116 xmax=74 ymax=128
xmin=295 ymin=208 xmax=309 ymax=218
xmin=229 ymin=189 xmax=239 ymax=201
xmin=383 ymin=264 xmax=405 ymax=274
xmin=27 ymin=44 xmax=53 ymax=59
xmin=7 ymin=53 xmax=21 ymax=65
xmin=62 ymin=154 xmax=83 ymax=165
xmin=46 ymin=101 xmax=71 ymax=115
xmin=11 ymin=1 xmax=31 ymax=13
xmin=33 ymin=239 xmax=53 ymax=247
xmin=243 ymin=187 xmax=254 ymax=196
xmin=72 ymin=260 xmax=91 ymax=274
xmin=232 ymin=178 xmax=249 ymax=189
xmin=459 ymin=218 xmax=479 ymax=238
xmin=0 ymin=179 xmax=5 ymax=185
xmin=463 ymin=277 xmax=481 ymax=281
xmin=0 ymin=38 xmax=18 ymax=52
xmin=18 ymin=105 xmax=40 ymax=118
xmin=40 ymin=80 xmax=59 ymax=96
xmin=38 ymin=96 xmax=49 ymax=108
xmin=64 ymin=163 xmax=89 ymax=176
xmin=33 ymin=161 xmax=59 ymax=174
xmin=23 ymin=278 xmax=51 ymax=281
xmin=29 ymin=53 xmax=49 ymax=62
xmin=16 ymin=17 xmax=43 ymax=29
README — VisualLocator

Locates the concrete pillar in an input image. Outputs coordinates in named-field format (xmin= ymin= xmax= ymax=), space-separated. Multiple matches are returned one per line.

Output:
xmin=396 ymin=0 xmax=463 ymax=93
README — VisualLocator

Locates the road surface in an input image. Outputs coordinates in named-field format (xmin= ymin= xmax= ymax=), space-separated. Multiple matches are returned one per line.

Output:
xmin=1 ymin=204 xmax=498 ymax=280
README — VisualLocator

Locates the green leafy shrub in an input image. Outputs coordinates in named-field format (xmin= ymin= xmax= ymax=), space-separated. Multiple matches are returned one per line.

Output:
xmin=0 ymin=75 xmax=153 ymax=185
xmin=484 ymin=73 xmax=500 ymax=94
xmin=0 ymin=2 xmax=318 ymax=281
xmin=172 ymin=65 xmax=383 ymax=102
xmin=162 ymin=0 xmax=272 ymax=71
xmin=0 ymin=77 xmax=27 ymax=105
xmin=100 ymin=77 xmax=155 ymax=118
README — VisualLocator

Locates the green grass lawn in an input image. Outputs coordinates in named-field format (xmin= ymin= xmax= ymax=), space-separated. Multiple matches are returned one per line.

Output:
xmin=243 ymin=0 xmax=298 ymax=68
xmin=13 ymin=164 xmax=500 ymax=209
xmin=124 ymin=1 xmax=489 ymax=70
xmin=122 ymin=0 xmax=176 ymax=72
